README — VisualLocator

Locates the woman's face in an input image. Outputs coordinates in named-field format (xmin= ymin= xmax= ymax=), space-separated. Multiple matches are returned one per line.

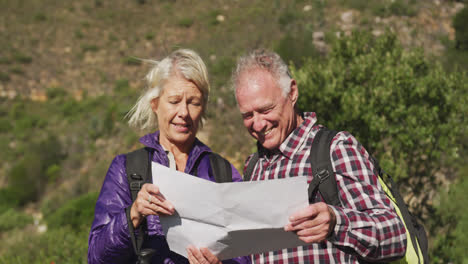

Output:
xmin=151 ymin=73 xmax=204 ymax=150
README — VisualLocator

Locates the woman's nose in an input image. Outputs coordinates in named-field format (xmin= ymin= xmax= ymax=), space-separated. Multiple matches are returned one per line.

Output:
xmin=177 ymin=102 xmax=189 ymax=117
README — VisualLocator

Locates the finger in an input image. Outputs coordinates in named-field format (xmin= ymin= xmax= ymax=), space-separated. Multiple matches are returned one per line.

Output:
xmin=143 ymin=184 xmax=175 ymax=213
xmin=187 ymin=247 xmax=199 ymax=264
xmin=200 ymin=247 xmax=220 ymax=264
xmin=290 ymin=210 xmax=330 ymax=228
xmin=289 ymin=204 xmax=318 ymax=222
xmin=295 ymin=222 xmax=329 ymax=237
xmin=144 ymin=183 xmax=167 ymax=199
xmin=298 ymin=233 xmax=328 ymax=243
xmin=188 ymin=246 xmax=208 ymax=264
xmin=148 ymin=195 xmax=175 ymax=214
xmin=289 ymin=202 xmax=328 ymax=222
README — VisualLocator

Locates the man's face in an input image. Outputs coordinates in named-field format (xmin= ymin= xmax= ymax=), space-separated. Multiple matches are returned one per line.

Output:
xmin=235 ymin=69 xmax=298 ymax=150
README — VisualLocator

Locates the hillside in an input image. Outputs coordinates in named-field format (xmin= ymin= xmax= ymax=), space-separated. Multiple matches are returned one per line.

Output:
xmin=0 ymin=0 xmax=467 ymax=262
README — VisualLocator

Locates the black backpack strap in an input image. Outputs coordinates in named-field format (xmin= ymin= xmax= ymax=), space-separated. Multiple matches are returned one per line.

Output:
xmin=308 ymin=128 xmax=341 ymax=206
xmin=191 ymin=152 xmax=233 ymax=183
xmin=209 ymin=152 xmax=233 ymax=183
xmin=126 ymin=147 xmax=152 ymax=200
xmin=124 ymin=147 xmax=155 ymax=262
xmin=243 ymin=152 xmax=259 ymax=182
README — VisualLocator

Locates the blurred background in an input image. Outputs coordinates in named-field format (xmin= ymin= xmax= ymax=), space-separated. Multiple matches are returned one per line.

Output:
xmin=0 ymin=0 xmax=467 ymax=263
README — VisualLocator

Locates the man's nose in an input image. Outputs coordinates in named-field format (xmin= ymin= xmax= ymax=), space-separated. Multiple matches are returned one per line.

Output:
xmin=251 ymin=114 xmax=266 ymax=132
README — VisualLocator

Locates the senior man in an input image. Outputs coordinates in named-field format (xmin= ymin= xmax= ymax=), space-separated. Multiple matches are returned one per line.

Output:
xmin=187 ymin=50 xmax=407 ymax=264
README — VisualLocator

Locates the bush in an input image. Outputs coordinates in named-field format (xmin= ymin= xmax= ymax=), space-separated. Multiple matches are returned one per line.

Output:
xmin=6 ymin=135 xmax=65 ymax=206
xmin=453 ymin=5 xmax=468 ymax=50
xmin=0 ymin=226 xmax=88 ymax=263
xmin=293 ymin=30 xmax=468 ymax=263
xmin=293 ymin=31 xmax=467 ymax=209
xmin=45 ymin=192 xmax=99 ymax=230
xmin=0 ymin=208 xmax=33 ymax=232
xmin=430 ymin=166 xmax=468 ymax=263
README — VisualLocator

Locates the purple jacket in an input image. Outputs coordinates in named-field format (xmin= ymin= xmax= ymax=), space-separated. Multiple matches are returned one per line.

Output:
xmin=88 ymin=131 xmax=250 ymax=264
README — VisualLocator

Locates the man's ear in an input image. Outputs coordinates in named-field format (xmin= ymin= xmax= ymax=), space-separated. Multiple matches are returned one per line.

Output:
xmin=150 ymin=98 xmax=159 ymax=114
xmin=288 ymin=79 xmax=299 ymax=104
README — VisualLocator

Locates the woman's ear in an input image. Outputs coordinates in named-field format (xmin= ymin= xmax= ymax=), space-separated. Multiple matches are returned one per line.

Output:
xmin=150 ymin=98 xmax=159 ymax=114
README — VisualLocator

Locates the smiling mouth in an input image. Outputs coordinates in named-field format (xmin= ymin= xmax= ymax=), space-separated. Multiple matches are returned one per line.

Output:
xmin=260 ymin=127 xmax=273 ymax=137
xmin=173 ymin=123 xmax=190 ymax=130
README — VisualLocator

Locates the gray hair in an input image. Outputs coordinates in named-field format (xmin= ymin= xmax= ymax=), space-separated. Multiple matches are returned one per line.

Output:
xmin=127 ymin=49 xmax=210 ymax=131
xmin=232 ymin=49 xmax=292 ymax=97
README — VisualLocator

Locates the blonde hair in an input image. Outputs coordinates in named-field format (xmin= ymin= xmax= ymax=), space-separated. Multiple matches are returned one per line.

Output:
xmin=127 ymin=49 xmax=210 ymax=131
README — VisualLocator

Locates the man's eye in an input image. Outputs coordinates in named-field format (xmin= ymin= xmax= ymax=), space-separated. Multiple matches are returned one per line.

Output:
xmin=242 ymin=113 xmax=253 ymax=120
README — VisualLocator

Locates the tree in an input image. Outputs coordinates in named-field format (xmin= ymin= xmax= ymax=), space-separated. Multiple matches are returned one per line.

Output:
xmin=293 ymin=31 xmax=468 ymax=262
xmin=293 ymin=30 xmax=467 ymax=218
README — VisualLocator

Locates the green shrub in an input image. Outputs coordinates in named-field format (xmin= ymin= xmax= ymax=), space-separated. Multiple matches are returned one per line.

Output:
xmin=34 ymin=13 xmax=47 ymax=22
xmin=293 ymin=30 xmax=468 ymax=263
xmin=0 ymin=226 xmax=89 ymax=263
xmin=145 ymin=32 xmax=155 ymax=40
xmin=177 ymin=17 xmax=194 ymax=28
xmin=274 ymin=32 xmax=322 ymax=68
xmin=13 ymin=52 xmax=33 ymax=64
xmin=453 ymin=5 xmax=468 ymax=50
xmin=0 ymin=118 xmax=12 ymax=132
xmin=45 ymin=192 xmax=99 ymax=230
xmin=6 ymin=135 xmax=65 ymax=206
xmin=0 ymin=71 xmax=10 ymax=82
xmin=294 ymin=31 xmax=467 ymax=206
xmin=81 ymin=44 xmax=99 ymax=53
xmin=46 ymin=86 xmax=69 ymax=101
xmin=0 ymin=208 xmax=33 ymax=232
xmin=430 ymin=166 xmax=468 ymax=263
xmin=9 ymin=66 xmax=24 ymax=75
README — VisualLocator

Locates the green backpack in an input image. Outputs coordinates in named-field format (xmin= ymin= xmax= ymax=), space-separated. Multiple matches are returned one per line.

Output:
xmin=244 ymin=128 xmax=429 ymax=264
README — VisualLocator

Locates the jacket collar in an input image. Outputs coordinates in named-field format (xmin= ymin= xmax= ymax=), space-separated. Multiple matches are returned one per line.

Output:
xmin=139 ymin=131 xmax=212 ymax=173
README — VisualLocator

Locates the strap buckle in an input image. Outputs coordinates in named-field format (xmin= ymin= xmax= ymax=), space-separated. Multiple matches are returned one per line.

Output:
xmin=130 ymin=181 xmax=143 ymax=191
xmin=316 ymin=169 xmax=330 ymax=183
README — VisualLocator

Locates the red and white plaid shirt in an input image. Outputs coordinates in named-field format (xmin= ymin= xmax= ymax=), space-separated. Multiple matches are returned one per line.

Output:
xmin=244 ymin=112 xmax=407 ymax=263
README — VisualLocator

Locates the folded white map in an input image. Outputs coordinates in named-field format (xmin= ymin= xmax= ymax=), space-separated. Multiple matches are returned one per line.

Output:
xmin=152 ymin=162 xmax=309 ymax=260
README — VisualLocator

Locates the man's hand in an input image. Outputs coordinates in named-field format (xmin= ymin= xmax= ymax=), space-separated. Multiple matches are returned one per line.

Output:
xmin=284 ymin=202 xmax=336 ymax=243
xmin=187 ymin=246 xmax=222 ymax=264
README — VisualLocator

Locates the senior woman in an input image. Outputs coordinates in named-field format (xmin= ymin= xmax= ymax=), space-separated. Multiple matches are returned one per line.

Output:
xmin=88 ymin=49 xmax=250 ymax=264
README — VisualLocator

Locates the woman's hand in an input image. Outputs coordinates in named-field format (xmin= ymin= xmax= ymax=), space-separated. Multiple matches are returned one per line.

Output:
xmin=187 ymin=246 xmax=221 ymax=264
xmin=130 ymin=183 xmax=175 ymax=228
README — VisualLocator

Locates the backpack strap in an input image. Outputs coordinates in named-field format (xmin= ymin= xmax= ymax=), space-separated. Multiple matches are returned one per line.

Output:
xmin=382 ymin=172 xmax=429 ymax=263
xmin=124 ymin=147 xmax=155 ymax=262
xmin=209 ymin=152 xmax=233 ymax=183
xmin=243 ymin=152 xmax=259 ymax=182
xmin=308 ymin=128 xmax=341 ymax=206
xmin=191 ymin=152 xmax=233 ymax=183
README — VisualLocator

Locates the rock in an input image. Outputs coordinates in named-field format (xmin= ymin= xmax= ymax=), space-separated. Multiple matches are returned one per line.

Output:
xmin=303 ymin=5 xmax=312 ymax=12
xmin=372 ymin=29 xmax=383 ymax=37
xmin=216 ymin=15 xmax=225 ymax=22
xmin=340 ymin=11 xmax=353 ymax=24
xmin=313 ymin=31 xmax=325 ymax=42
